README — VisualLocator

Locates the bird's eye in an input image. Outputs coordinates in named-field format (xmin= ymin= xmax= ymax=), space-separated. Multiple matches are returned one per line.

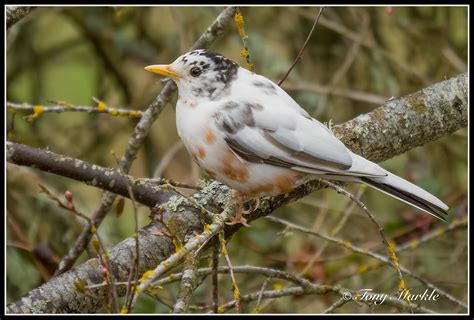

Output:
xmin=189 ymin=67 xmax=202 ymax=77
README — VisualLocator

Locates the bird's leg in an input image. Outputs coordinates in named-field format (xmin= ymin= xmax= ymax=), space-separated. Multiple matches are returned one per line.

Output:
xmin=225 ymin=190 xmax=251 ymax=227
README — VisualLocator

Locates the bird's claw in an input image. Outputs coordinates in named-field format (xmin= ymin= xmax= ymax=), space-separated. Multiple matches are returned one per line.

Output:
xmin=225 ymin=213 xmax=251 ymax=227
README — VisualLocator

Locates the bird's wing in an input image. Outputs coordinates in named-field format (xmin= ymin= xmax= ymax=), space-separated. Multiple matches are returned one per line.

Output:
xmin=213 ymin=94 xmax=384 ymax=176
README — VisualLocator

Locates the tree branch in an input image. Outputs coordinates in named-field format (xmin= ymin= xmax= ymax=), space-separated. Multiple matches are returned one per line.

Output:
xmin=7 ymin=101 xmax=142 ymax=119
xmin=332 ymin=73 xmax=467 ymax=163
xmin=6 ymin=142 xmax=173 ymax=208
xmin=6 ymin=6 xmax=36 ymax=29
xmin=6 ymin=73 xmax=467 ymax=313
xmin=172 ymin=252 xmax=200 ymax=313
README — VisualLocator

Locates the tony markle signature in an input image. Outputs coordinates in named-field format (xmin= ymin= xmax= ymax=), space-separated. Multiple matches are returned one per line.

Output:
xmin=341 ymin=288 xmax=440 ymax=305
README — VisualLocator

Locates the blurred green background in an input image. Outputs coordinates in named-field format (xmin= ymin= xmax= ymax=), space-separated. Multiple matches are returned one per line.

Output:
xmin=6 ymin=6 xmax=467 ymax=313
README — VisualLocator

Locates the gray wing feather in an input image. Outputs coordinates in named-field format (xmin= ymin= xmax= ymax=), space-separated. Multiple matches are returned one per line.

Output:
xmin=214 ymin=101 xmax=361 ymax=174
xmin=213 ymin=68 xmax=388 ymax=177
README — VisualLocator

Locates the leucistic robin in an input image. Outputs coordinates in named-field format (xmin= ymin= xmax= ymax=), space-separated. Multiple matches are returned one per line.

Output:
xmin=145 ymin=49 xmax=449 ymax=226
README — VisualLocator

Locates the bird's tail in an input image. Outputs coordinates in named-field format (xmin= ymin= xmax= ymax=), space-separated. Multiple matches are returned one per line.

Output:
xmin=360 ymin=172 xmax=449 ymax=221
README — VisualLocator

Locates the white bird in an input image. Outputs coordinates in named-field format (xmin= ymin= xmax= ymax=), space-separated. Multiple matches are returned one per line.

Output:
xmin=145 ymin=49 xmax=449 ymax=225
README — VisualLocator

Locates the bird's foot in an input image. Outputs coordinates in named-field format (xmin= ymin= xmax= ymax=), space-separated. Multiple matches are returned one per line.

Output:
xmin=225 ymin=190 xmax=251 ymax=227
xmin=226 ymin=207 xmax=250 ymax=227
xmin=242 ymin=196 xmax=261 ymax=214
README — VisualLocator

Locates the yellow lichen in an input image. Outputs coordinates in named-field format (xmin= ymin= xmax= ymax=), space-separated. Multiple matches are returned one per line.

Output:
xmin=273 ymin=282 xmax=284 ymax=291
xmin=233 ymin=287 xmax=240 ymax=299
xmin=234 ymin=10 xmax=253 ymax=71
xmin=234 ymin=12 xmax=245 ymax=37
xmin=97 ymin=101 xmax=107 ymax=111
xmin=173 ymin=238 xmax=183 ymax=253
xmin=388 ymin=240 xmax=399 ymax=264
xmin=140 ymin=270 xmax=154 ymax=283
xmin=26 ymin=105 xmax=44 ymax=122
xmin=33 ymin=105 xmax=43 ymax=115
xmin=120 ymin=307 xmax=128 ymax=314
xmin=129 ymin=111 xmax=141 ymax=118
xmin=399 ymin=279 xmax=407 ymax=290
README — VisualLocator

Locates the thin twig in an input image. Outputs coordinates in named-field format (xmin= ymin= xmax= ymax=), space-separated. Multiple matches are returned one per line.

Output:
xmin=37 ymin=185 xmax=119 ymax=311
xmin=298 ymin=185 xmax=366 ymax=277
xmin=317 ymin=179 xmax=407 ymax=296
xmin=278 ymin=7 xmax=325 ymax=86
xmin=295 ymin=8 xmax=431 ymax=85
xmin=267 ymin=215 xmax=468 ymax=310
xmin=211 ymin=236 xmax=220 ymax=313
xmin=255 ymin=277 xmax=272 ymax=310
xmin=7 ymin=101 xmax=142 ymax=119
xmin=111 ymin=153 xmax=141 ymax=314
xmin=218 ymin=286 xmax=434 ymax=314
xmin=234 ymin=7 xmax=253 ymax=71
xmin=152 ymin=141 xmax=185 ymax=178
xmin=218 ymin=232 xmax=241 ymax=313
xmin=281 ymin=82 xmax=387 ymax=105
xmin=322 ymin=297 xmax=350 ymax=314
xmin=314 ymin=10 xmax=369 ymax=114
xmin=141 ymin=177 xmax=200 ymax=190
xmin=396 ymin=217 xmax=468 ymax=253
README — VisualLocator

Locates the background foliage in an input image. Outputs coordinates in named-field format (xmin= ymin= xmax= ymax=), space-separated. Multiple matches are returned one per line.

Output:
xmin=6 ymin=6 xmax=467 ymax=313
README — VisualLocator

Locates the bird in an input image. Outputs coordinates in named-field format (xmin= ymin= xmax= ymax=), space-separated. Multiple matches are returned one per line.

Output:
xmin=145 ymin=49 xmax=449 ymax=226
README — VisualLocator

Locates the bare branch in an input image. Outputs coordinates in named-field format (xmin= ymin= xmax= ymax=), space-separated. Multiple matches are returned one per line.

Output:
xmin=6 ymin=142 xmax=173 ymax=208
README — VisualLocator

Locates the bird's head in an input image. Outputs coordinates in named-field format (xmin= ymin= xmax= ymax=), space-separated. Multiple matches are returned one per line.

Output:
xmin=145 ymin=49 xmax=239 ymax=101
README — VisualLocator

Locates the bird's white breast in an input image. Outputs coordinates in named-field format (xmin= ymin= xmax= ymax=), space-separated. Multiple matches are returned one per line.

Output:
xmin=175 ymin=96 xmax=309 ymax=196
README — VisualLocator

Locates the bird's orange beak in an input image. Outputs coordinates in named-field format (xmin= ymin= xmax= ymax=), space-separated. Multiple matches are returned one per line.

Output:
xmin=144 ymin=64 xmax=182 ymax=80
